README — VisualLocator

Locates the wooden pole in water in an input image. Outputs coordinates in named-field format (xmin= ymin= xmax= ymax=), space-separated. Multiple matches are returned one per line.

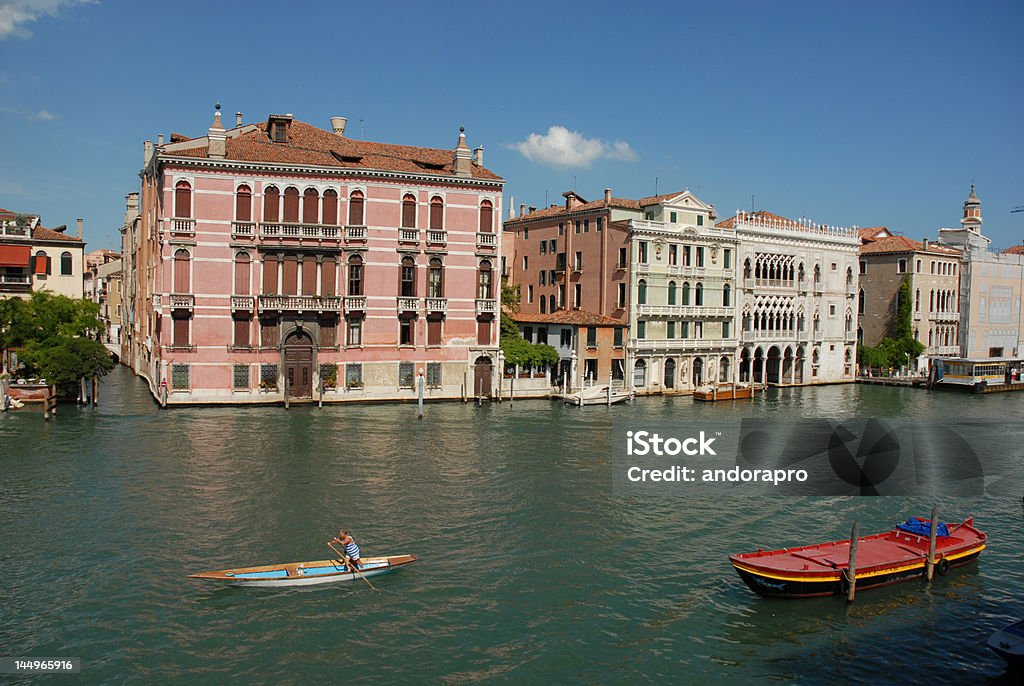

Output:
xmin=92 ymin=376 xmax=98 ymax=406
xmin=43 ymin=393 xmax=50 ymax=421
xmin=417 ymin=370 xmax=424 ymax=419
xmin=926 ymin=506 xmax=939 ymax=582
xmin=846 ymin=522 xmax=859 ymax=603
xmin=79 ymin=377 xmax=86 ymax=405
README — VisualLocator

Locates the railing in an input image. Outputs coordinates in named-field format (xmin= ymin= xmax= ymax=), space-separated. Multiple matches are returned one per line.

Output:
xmin=751 ymin=278 xmax=796 ymax=289
xmin=630 ymin=338 xmax=739 ymax=351
xmin=397 ymin=297 xmax=419 ymax=312
xmin=425 ymin=297 xmax=447 ymax=313
xmin=628 ymin=219 xmax=735 ymax=238
xmin=259 ymin=223 xmax=342 ymax=240
xmin=742 ymin=330 xmax=798 ymax=343
xmin=170 ymin=293 xmax=194 ymax=308
xmin=636 ymin=263 xmax=649 ymax=274
xmin=933 ymin=345 xmax=959 ymax=355
xmin=257 ymin=295 xmax=341 ymax=311
xmin=813 ymin=281 xmax=824 ymax=293
xmin=231 ymin=295 xmax=254 ymax=310
xmin=476 ymin=299 xmax=498 ymax=315
xmin=0 ymin=225 xmax=29 ymax=237
xmin=477 ymin=232 xmax=496 ymax=247
xmin=344 ymin=296 xmax=366 ymax=313
xmin=399 ymin=229 xmax=419 ymax=244
xmin=637 ymin=304 xmax=733 ymax=318
xmin=0 ymin=273 xmax=31 ymax=285
xmin=427 ymin=230 xmax=447 ymax=245
xmin=170 ymin=218 xmax=194 ymax=235
xmin=846 ymin=282 xmax=857 ymax=295
xmin=798 ymin=280 xmax=810 ymax=292
xmin=232 ymin=221 xmax=256 ymax=239
xmin=930 ymin=311 xmax=959 ymax=322
xmin=345 ymin=225 xmax=367 ymax=242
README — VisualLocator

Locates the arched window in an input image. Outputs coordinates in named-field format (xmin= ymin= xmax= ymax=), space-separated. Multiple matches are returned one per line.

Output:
xmin=173 ymin=248 xmax=190 ymax=293
xmin=682 ymin=281 xmax=690 ymax=305
xmin=60 ymin=251 xmax=73 ymax=276
xmin=633 ymin=359 xmax=646 ymax=387
xmin=174 ymin=181 xmax=191 ymax=218
xmin=400 ymin=257 xmax=416 ymax=297
xmin=302 ymin=188 xmax=319 ymax=224
xmin=428 ymin=257 xmax=444 ymax=298
xmin=34 ymin=250 xmax=49 ymax=275
xmin=263 ymin=186 xmax=279 ymax=222
xmin=348 ymin=190 xmax=364 ymax=226
xmin=667 ymin=281 xmax=677 ymax=305
xmin=234 ymin=252 xmax=250 ymax=295
xmin=401 ymin=194 xmax=416 ymax=228
xmin=723 ymin=283 xmax=731 ymax=307
xmin=548 ymin=295 xmax=556 ymax=313
xmin=858 ymin=289 xmax=865 ymax=315
xmin=915 ymin=289 xmax=920 ymax=311
xmin=637 ymin=279 xmax=647 ymax=305
xmin=479 ymin=200 xmax=493 ymax=233
xmin=813 ymin=264 xmax=821 ymax=283
xmin=429 ymin=196 xmax=444 ymax=231
xmin=322 ymin=189 xmax=338 ymax=225
xmin=929 ymin=290 xmax=935 ymax=311
xmin=283 ymin=187 xmax=300 ymax=222
xmin=477 ymin=260 xmax=493 ymax=299
xmin=235 ymin=185 xmax=252 ymax=221
xmin=846 ymin=266 xmax=853 ymax=284
xmin=719 ymin=356 xmax=730 ymax=383
xmin=695 ymin=283 xmax=704 ymax=306
xmin=347 ymin=255 xmax=363 ymax=296
xmin=540 ymin=297 xmax=547 ymax=313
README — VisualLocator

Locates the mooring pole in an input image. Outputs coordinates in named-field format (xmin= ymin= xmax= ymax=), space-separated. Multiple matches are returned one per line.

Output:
xmin=417 ymin=369 xmax=424 ymax=420
xmin=846 ymin=522 xmax=859 ymax=603
xmin=92 ymin=376 xmax=98 ymax=406
xmin=79 ymin=377 xmax=86 ymax=405
xmin=926 ymin=506 xmax=939 ymax=582
xmin=284 ymin=372 xmax=289 ymax=410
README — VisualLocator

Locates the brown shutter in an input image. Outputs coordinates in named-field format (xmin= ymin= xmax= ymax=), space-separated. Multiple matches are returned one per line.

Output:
xmin=477 ymin=319 xmax=491 ymax=345
xmin=348 ymin=192 xmax=364 ymax=225
xmin=173 ymin=314 xmax=189 ymax=347
xmin=301 ymin=256 xmax=317 ymax=295
xmin=402 ymin=196 xmax=416 ymax=228
xmin=303 ymin=189 xmax=319 ymax=224
xmin=173 ymin=249 xmax=190 ymax=292
xmin=321 ymin=258 xmax=336 ymax=297
xmin=428 ymin=318 xmax=442 ymax=346
xmin=263 ymin=187 xmax=279 ymax=222
xmin=283 ymin=188 xmax=299 ymax=222
xmin=234 ymin=316 xmax=250 ymax=347
xmin=429 ymin=198 xmax=443 ymax=230
xmin=234 ymin=253 xmax=250 ymax=295
xmin=319 ymin=319 xmax=337 ymax=347
xmin=236 ymin=186 xmax=251 ymax=221
xmin=282 ymin=255 xmax=298 ymax=295
xmin=262 ymin=255 xmax=278 ymax=293
xmin=261 ymin=318 xmax=279 ymax=347
xmin=322 ymin=190 xmax=338 ymax=225
xmin=174 ymin=183 xmax=191 ymax=218
xmin=479 ymin=201 xmax=493 ymax=233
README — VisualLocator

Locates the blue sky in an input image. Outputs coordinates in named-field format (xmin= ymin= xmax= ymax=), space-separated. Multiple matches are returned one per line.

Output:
xmin=1 ymin=0 xmax=1022 ymax=251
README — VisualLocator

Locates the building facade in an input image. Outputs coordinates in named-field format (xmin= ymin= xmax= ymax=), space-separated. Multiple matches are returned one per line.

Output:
xmin=0 ymin=209 xmax=85 ymax=300
xmin=719 ymin=211 xmax=860 ymax=385
xmin=126 ymin=109 xmax=503 ymax=404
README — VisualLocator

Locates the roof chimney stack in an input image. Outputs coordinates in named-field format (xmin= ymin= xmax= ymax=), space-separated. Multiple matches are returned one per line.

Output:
xmin=473 ymin=146 xmax=484 ymax=166
xmin=604 ymin=188 xmax=612 ymax=206
xmin=519 ymin=203 xmax=525 ymax=218
xmin=330 ymin=116 xmax=347 ymax=136
xmin=157 ymin=134 xmax=164 ymax=146
xmin=236 ymin=112 xmax=243 ymax=127
xmin=76 ymin=218 xmax=83 ymax=240
xmin=208 ymin=103 xmax=227 ymax=159
xmin=923 ymin=238 xmax=930 ymax=251
xmin=144 ymin=140 xmax=154 ymax=165
xmin=452 ymin=127 xmax=472 ymax=177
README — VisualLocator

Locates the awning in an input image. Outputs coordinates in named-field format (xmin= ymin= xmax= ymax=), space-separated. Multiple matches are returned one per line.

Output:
xmin=0 ymin=244 xmax=31 ymax=267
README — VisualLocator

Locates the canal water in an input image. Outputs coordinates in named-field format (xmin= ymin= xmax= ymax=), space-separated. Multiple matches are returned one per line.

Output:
xmin=1 ymin=367 xmax=1022 ymax=684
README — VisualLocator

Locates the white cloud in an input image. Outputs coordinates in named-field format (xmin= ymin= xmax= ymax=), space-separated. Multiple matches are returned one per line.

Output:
xmin=509 ymin=126 xmax=638 ymax=169
xmin=34 ymin=108 xmax=55 ymax=120
xmin=0 ymin=104 xmax=58 ymax=121
xmin=0 ymin=0 xmax=95 ymax=40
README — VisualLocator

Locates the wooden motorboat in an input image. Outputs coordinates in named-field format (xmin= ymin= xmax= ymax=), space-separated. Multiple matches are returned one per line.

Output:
xmin=729 ymin=517 xmax=986 ymax=599
xmin=693 ymin=383 xmax=754 ymax=401
xmin=564 ymin=385 xmax=632 ymax=406
xmin=189 ymin=554 xmax=416 ymax=587
xmin=987 ymin=619 xmax=1024 ymax=670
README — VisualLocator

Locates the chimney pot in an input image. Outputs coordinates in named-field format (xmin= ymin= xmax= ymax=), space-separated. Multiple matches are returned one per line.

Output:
xmin=330 ymin=116 xmax=347 ymax=136
xmin=604 ymin=188 xmax=612 ymax=205
xmin=473 ymin=146 xmax=484 ymax=166
xmin=236 ymin=112 xmax=243 ymax=127
xmin=157 ymin=134 xmax=164 ymax=146
xmin=76 ymin=218 xmax=83 ymax=240
xmin=519 ymin=203 xmax=525 ymax=217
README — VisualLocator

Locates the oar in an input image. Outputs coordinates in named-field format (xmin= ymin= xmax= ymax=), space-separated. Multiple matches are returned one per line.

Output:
xmin=327 ymin=541 xmax=379 ymax=592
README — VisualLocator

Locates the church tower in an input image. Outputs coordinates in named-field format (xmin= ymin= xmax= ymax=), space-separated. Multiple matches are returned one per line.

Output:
xmin=961 ymin=184 xmax=982 ymax=234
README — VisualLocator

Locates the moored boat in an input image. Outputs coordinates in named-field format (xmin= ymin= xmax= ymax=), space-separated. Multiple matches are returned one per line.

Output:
xmin=563 ymin=385 xmax=632 ymax=406
xmin=189 ymin=554 xmax=417 ymax=587
xmin=729 ymin=517 xmax=985 ymax=599
xmin=987 ymin=619 xmax=1024 ymax=670
xmin=693 ymin=383 xmax=754 ymax=401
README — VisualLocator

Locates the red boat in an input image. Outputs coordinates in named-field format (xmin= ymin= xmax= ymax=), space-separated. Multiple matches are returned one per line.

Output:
xmin=729 ymin=517 xmax=986 ymax=599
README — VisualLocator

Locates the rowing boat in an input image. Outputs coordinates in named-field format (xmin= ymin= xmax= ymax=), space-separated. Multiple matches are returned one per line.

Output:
xmin=189 ymin=554 xmax=416 ymax=587
xmin=987 ymin=618 xmax=1024 ymax=670
xmin=729 ymin=517 xmax=986 ymax=599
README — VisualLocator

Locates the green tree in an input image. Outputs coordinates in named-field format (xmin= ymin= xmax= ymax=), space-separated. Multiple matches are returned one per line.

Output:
xmin=499 ymin=313 xmax=560 ymax=371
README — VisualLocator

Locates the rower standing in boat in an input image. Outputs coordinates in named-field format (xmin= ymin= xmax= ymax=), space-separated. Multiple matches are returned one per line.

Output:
xmin=333 ymin=530 xmax=362 ymax=571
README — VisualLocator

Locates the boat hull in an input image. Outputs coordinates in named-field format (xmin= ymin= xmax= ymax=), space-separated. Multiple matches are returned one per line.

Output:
xmin=987 ymin=619 xmax=1024 ymax=669
xmin=189 ymin=554 xmax=416 ymax=587
xmin=693 ymin=386 xmax=753 ymax=402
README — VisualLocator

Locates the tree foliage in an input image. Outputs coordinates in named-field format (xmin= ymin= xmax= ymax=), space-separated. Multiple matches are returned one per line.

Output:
xmin=1 ymin=291 xmax=115 ymax=395
xmin=499 ymin=313 xmax=559 ymax=369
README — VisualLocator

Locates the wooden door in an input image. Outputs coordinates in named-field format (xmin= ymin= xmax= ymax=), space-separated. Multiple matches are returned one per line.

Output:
xmin=284 ymin=331 xmax=313 ymax=398
xmin=474 ymin=356 xmax=492 ymax=399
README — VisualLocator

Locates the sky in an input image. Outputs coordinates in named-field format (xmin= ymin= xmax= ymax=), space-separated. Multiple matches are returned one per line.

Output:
xmin=1 ymin=0 xmax=1022 ymax=251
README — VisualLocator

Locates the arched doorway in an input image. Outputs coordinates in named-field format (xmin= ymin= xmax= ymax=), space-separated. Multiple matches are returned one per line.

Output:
xmin=474 ymin=355 xmax=493 ymax=399
xmin=740 ymin=349 xmax=751 ymax=383
xmin=766 ymin=346 xmax=782 ymax=385
xmin=795 ymin=346 xmax=806 ymax=384
xmin=753 ymin=348 xmax=764 ymax=385
xmin=664 ymin=358 xmax=676 ymax=389
xmin=633 ymin=359 xmax=646 ymax=388
xmin=692 ymin=357 xmax=704 ymax=386
xmin=783 ymin=347 xmax=794 ymax=384
xmin=284 ymin=330 xmax=314 ymax=399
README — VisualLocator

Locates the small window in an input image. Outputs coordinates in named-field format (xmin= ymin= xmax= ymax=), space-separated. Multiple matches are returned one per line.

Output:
xmin=637 ymin=321 xmax=646 ymax=339
xmin=348 ymin=255 xmax=364 ymax=295
xmin=618 ymin=247 xmax=627 ymax=267
xmin=696 ymin=215 xmax=704 ymax=226
xmin=670 ymin=211 xmax=677 ymax=223
xmin=549 ymin=239 xmax=557 ymax=252
xmin=639 ymin=242 xmax=649 ymax=263
xmin=171 ymin=363 xmax=190 ymax=390
xmin=523 ymin=256 xmax=529 ymax=271
xmin=261 ymin=364 xmax=279 ymax=389
xmin=527 ymin=285 xmax=534 ymax=303
xmin=430 ymin=196 xmax=444 ymax=231
xmin=347 ymin=317 xmax=362 ymax=346
xmin=399 ymin=361 xmax=416 ymax=388
xmin=618 ymin=283 xmax=626 ymax=308
xmin=174 ymin=181 xmax=192 ymax=218
xmin=401 ymin=257 xmax=416 ymax=297
xmin=831 ymin=262 xmax=838 ymax=271
xmin=348 ymin=190 xmax=365 ymax=225
xmin=401 ymin=194 xmax=416 ymax=228
xmin=696 ymin=247 xmax=704 ymax=268
xmin=426 ymin=362 xmax=442 ymax=388
xmin=597 ymin=217 xmax=604 ymax=232
xmin=346 ymin=363 xmax=363 ymax=388
xmin=399 ymin=318 xmax=414 ymax=346
xmin=584 ymin=219 xmax=590 ymax=233
xmin=574 ymin=221 xmax=581 ymax=234
xmin=60 ymin=251 xmax=73 ymax=275
xmin=897 ymin=258 xmax=907 ymax=274
xmin=829 ymin=304 xmax=837 ymax=316
xmin=574 ymin=283 xmax=582 ymax=308
xmin=587 ymin=327 xmax=597 ymax=348
xmin=723 ymin=249 xmax=732 ymax=269
xmin=478 ymin=200 xmax=493 ymax=233
xmin=614 ymin=327 xmax=623 ymax=347
xmin=558 ymin=222 xmax=564 ymax=235
xmin=233 ymin=364 xmax=250 ymax=390
xmin=574 ymin=251 xmax=582 ymax=271
xmin=859 ymin=260 xmax=866 ymax=274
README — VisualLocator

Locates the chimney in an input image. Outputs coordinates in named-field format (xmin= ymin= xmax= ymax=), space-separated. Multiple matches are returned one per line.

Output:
xmin=473 ymin=146 xmax=484 ymax=166
xmin=208 ymin=103 xmax=227 ymax=159
xmin=519 ymin=203 xmax=525 ymax=218
xmin=144 ymin=140 xmax=154 ymax=165
xmin=923 ymin=238 xmax=930 ymax=251
xmin=604 ymin=188 xmax=612 ymax=206
xmin=76 ymin=218 xmax=83 ymax=240
xmin=157 ymin=134 xmax=164 ymax=146
xmin=452 ymin=127 xmax=472 ymax=177
xmin=236 ymin=112 xmax=243 ymax=127
xmin=528 ymin=206 xmax=537 ymax=214
xmin=330 ymin=116 xmax=347 ymax=136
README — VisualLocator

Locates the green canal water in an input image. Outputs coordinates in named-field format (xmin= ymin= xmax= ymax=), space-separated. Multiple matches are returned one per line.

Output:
xmin=1 ymin=367 xmax=1023 ymax=684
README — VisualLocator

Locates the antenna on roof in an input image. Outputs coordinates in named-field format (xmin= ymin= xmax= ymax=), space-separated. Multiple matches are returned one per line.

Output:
xmin=655 ymin=177 xmax=659 ymax=195
xmin=751 ymin=195 xmax=755 ymax=211
xmin=359 ymin=118 xmax=364 ymax=139
xmin=545 ymin=190 xmax=548 ymax=207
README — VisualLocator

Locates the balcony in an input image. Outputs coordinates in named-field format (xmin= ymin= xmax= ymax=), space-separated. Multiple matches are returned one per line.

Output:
xmin=169 ymin=218 xmax=194 ymax=236
xmin=930 ymin=311 xmax=959 ymax=322
xmin=344 ymin=225 xmax=367 ymax=243
xmin=637 ymin=304 xmax=733 ymax=318
xmin=170 ymin=293 xmax=194 ymax=309
xmin=397 ymin=297 xmax=419 ymax=313
xmin=257 ymin=295 xmax=341 ymax=312
xmin=231 ymin=295 xmax=254 ymax=311
xmin=476 ymin=299 xmax=498 ymax=316
xmin=425 ymin=297 xmax=447 ymax=314
xmin=260 ymin=222 xmax=342 ymax=242
xmin=636 ymin=263 xmax=650 ymax=274
xmin=344 ymin=296 xmax=366 ymax=314
xmin=798 ymin=280 xmax=810 ymax=292
xmin=426 ymin=230 xmax=447 ymax=247
xmin=846 ymin=282 xmax=857 ymax=296
xmin=476 ymin=232 xmax=497 ymax=249
xmin=813 ymin=281 xmax=824 ymax=294
xmin=0 ymin=273 xmax=31 ymax=285
xmin=741 ymin=329 xmax=798 ymax=343
xmin=933 ymin=345 xmax=959 ymax=356
xmin=231 ymin=221 xmax=256 ymax=240
xmin=399 ymin=229 xmax=420 ymax=245
xmin=630 ymin=338 xmax=739 ymax=351
xmin=0 ymin=224 xmax=30 ymax=238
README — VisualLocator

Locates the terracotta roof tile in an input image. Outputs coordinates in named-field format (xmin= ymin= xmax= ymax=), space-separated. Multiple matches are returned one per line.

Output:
xmin=510 ymin=310 xmax=626 ymax=326
xmin=858 ymin=226 xmax=892 ymax=241
xmin=859 ymin=235 xmax=960 ymax=256
xmin=1001 ymin=245 xmax=1024 ymax=255
xmin=33 ymin=225 xmax=83 ymax=243
xmin=505 ymin=197 xmax=643 ymax=225
xmin=165 ymin=119 xmax=503 ymax=182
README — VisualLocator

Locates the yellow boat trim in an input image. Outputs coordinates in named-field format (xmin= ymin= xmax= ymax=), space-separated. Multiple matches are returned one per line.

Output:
xmin=732 ymin=544 xmax=985 ymax=583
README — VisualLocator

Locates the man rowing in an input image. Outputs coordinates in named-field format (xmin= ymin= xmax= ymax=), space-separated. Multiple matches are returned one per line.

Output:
xmin=332 ymin=530 xmax=362 ymax=571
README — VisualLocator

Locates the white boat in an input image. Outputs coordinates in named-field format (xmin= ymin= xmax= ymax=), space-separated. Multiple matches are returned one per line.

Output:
xmin=564 ymin=385 xmax=632 ymax=406
xmin=189 ymin=554 xmax=416 ymax=587
xmin=987 ymin=618 xmax=1024 ymax=669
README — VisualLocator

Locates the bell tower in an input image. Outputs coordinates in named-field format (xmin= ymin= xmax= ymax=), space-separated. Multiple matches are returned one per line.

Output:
xmin=961 ymin=184 xmax=982 ymax=234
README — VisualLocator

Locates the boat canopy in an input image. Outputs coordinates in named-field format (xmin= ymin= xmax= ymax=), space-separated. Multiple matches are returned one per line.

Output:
xmin=897 ymin=517 xmax=949 ymax=538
